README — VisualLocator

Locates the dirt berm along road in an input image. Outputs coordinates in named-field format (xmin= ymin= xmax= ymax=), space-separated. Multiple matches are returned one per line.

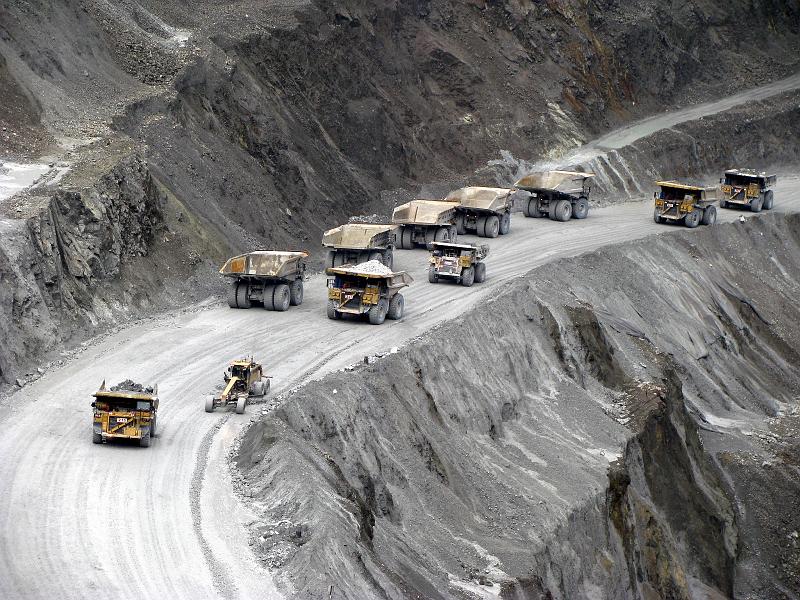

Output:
xmin=1 ymin=88 xmax=800 ymax=599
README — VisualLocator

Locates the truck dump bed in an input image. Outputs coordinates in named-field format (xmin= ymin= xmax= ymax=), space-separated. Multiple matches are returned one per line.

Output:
xmin=724 ymin=169 xmax=777 ymax=187
xmin=515 ymin=170 xmax=595 ymax=193
xmin=430 ymin=241 xmax=489 ymax=260
xmin=220 ymin=251 xmax=308 ymax=279
xmin=444 ymin=187 xmax=514 ymax=212
xmin=322 ymin=224 xmax=399 ymax=250
xmin=391 ymin=200 xmax=457 ymax=225
xmin=656 ymin=181 xmax=722 ymax=202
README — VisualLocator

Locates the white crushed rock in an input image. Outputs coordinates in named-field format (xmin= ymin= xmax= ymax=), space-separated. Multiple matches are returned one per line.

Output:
xmin=340 ymin=260 xmax=394 ymax=276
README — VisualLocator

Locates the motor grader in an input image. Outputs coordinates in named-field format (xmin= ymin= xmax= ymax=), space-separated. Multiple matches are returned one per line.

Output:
xmin=205 ymin=358 xmax=269 ymax=414
xmin=92 ymin=380 xmax=159 ymax=447
xmin=515 ymin=171 xmax=595 ymax=221
xmin=221 ymin=251 xmax=307 ymax=311
xmin=427 ymin=241 xmax=489 ymax=287
xmin=719 ymin=169 xmax=777 ymax=213
xmin=326 ymin=262 xmax=412 ymax=324
xmin=653 ymin=181 xmax=720 ymax=228
xmin=444 ymin=187 xmax=514 ymax=238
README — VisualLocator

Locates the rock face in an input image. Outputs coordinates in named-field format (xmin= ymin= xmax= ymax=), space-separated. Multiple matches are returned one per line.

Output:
xmin=236 ymin=214 xmax=800 ymax=598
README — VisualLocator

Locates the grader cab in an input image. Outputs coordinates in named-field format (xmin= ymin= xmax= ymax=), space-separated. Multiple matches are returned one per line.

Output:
xmin=205 ymin=358 xmax=269 ymax=414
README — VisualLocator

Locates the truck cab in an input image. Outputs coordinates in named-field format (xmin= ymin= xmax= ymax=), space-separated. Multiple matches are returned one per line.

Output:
xmin=92 ymin=382 xmax=159 ymax=447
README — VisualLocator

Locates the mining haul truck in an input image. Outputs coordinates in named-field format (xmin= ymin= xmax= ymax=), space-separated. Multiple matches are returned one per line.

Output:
xmin=444 ymin=187 xmax=514 ymax=238
xmin=322 ymin=223 xmax=399 ymax=269
xmin=428 ymin=241 xmax=489 ymax=287
xmin=92 ymin=380 xmax=159 ymax=447
xmin=515 ymin=170 xmax=595 ymax=221
xmin=653 ymin=181 xmax=720 ymax=228
xmin=326 ymin=262 xmax=413 ymax=324
xmin=221 ymin=251 xmax=307 ymax=311
xmin=205 ymin=358 xmax=269 ymax=414
xmin=720 ymin=169 xmax=777 ymax=213
xmin=391 ymin=200 xmax=458 ymax=248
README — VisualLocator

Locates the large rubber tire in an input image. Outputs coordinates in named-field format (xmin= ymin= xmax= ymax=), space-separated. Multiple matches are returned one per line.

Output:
xmin=326 ymin=251 xmax=336 ymax=269
xmin=653 ymin=208 xmax=664 ymax=224
xmin=327 ymin=300 xmax=340 ymax=320
xmin=262 ymin=284 xmax=276 ymax=310
xmin=235 ymin=397 xmax=246 ymax=414
xmin=428 ymin=267 xmax=438 ymax=283
xmin=368 ymin=299 xmax=388 ymax=325
xmin=455 ymin=214 xmax=466 ymax=235
xmin=573 ymin=197 xmax=589 ymax=220
xmin=227 ymin=283 xmax=239 ymax=308
xmin=273 ymin=284 xmax=290 ymax=312
xmin=525 ymin=197 xmax=543 ymax=218
xmin=476 ymin=215 xmax=488 ymax=236
xmin=150 ymin=416 xmax=157 ymax=438
xmin=205 ymin=396 xmax=215 ymax=413
xmin=461 ymin=266 xmax=475 ymax=287
xmin=235 ymin=282 xmax=251 ymax=309
xmin=684 ymin=209 xmax=701 ymax=228
xmin=474 ymin=262 xmax=487 ymax=283
xmin=290 ymin=280 xmax=304 ymax=306
xmin=720 ymin=199 xmax=729 ymax=209
xmin=551 ymin=199 xmax=572 ymax=222
xmin=92 ymin=432 xmax=102 ymax=444
xmin=424 ymin=228 xmax=436 ymax=246
xmin=401 ymin=227 xmax=414 ymax=249
xmin=499 ymin=213 xmax=511 ymax=235
xmin=763 ymin=190 xmax=774 ymax=210
xmin=434 ymin=227 xmax=451 ymax=243
xmin=139 ymin=430 xmax=151 ymax=448
xmin=483 ymin=215 xmax=500 ymax=238
xmin=387 ymin=294 xmax=404 ymax=320
xmin=701 ymin=205 xmax=717 ymax=226
xmin=750 ymin=196 xmax=763 ymax=213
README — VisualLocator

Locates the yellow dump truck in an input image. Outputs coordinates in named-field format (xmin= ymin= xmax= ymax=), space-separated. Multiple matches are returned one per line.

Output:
xmin=444 ymin=187 xmax=514 ymax=238
xmin=428 ymin=241 xmax=489 ymax=286
xmin=391 ymin=200 xmax=458 ymax=248
xmin=205 ymin=358 xmax=269 ymax=414
xmin=92 ymin=380 xmax=159 ymax=447
xmin=326 ymin=263 xmax=413 ymax=324
xmin=720 ymin=169 xmax=777 ymax=212
xmin=322 ymin=223 xmax=399 ymax=269
xmin=221 ymin=251 xmax=308 ymax=311
xmin=515 ymin=170 xmax=595 ymax=221
xmin=653 ymin=181 xmax=720 ymax=228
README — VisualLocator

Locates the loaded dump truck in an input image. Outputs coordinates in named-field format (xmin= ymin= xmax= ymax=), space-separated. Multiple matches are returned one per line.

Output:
xmin=515 ymin=170 xmax=595 ymax=221
xmin=205 ymin=358 xmax=269 ymax=414
xmin=428 ymin=241 xmax=488 ymax=287
xmin=653 ymin=181 xmax=720 ymax=228
xmin=720 ymin=169 xmax=777 ymax=212
xmin=326 ymin=261 xmax=412 ymax=324
xmin=221 ymin=251 xmax=307 ymax=311
xmin=92 ymin=380 xmax=159 ymax=447
xmin=391 ymin=200 xmax=458 ymax=248
xmin=444 ymin=187 xmax=514 ymax=238
xmin=322 ymin=223 xmax=399 ymax=268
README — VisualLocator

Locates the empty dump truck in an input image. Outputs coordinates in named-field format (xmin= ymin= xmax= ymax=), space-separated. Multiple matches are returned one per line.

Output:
xmin=92 ymin=380 xmax=159 ymax=447
xmin=720 ymin=169 xmax=777 ymax=212
xmin=322 ymin=223 xmax=399 ymax=268
xmin=428 ymin=241 xmax=489 ymax=286
xmin=515 ymin=170 xmax=595 ymax=221
xmin=444 ymin=187 xmax=514 ymax=238
xmin=653 ymin=181 xmax=720 ymax=228
xmin=391 ymin=200 xmax=458 ymax=248
xmin=221 ymin=251 xmax=307 ymax=311
xmin=326 ymin=262 xmax=412 ymax=324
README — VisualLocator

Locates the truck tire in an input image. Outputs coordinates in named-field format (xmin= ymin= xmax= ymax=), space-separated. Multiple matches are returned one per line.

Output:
xmin=551 ymin=200 xmax=572 ymax=222
xmin=461 ymin=267 xmax=475 ymax=287
xmin=434 ymin=227 xmax=450 ymax=243
xmin=684 ymin=209 xmax=701 ymax=228
xmin=653 ymin=208 xmax=664 ymax=224
xmin=368 ymin=251 xmax=382 ymax=263
xmin=749 ymin=196 xmax=763 ymax=213
xmin=428 ymin=267 xmax=438 ymax=283
xmin=484 ymin=215 xmax=500 ymax=238
xmin=455 ymin=214 xmax=466 ymax=235
xmin=227 ymin=283 xmax=239 ymax=308
xmin=573 ymin=197 xmax=589 ymax=219
xmin=385 ymin=251 xmax=394 ymax=270
xmin=476 ymin=216 xmax=487 ymax=236
xmin=273 ymin=284 xmax=291 ymax=311
xmin=499 ymin=213 xmax=511 ymax=235
xmin=368 ymin=299 xmax=388 ymax=325
xmin=763 ymin=190 xmax=774 ymax=210
xmin=401 ymin=228 xmax=414 ymax=249
xmin=150 ymin=416 xmax=157 ymax=437
xmin=92 ymin=432 xmax=102 ymax=444
xmin=387 ymin=294 xmax=404 ymax=320
xmin=139 ymin=430 xmax=151 ymax=447
xmin=720 ymin=199 xmax=729 ymax=209
xmin=701 ymin=205 xmax=717 ymax=226
xmin=450 ymin=226 xmax=458 ymax=243
xmin=235 ymin=282 xmax=252 ymax=308
xmin=525 ymin=197 xmax=543 ymax=218
xmin=205 ymin=396 xmax=215 ymax=413
xmin=235 ymin=397 xmax=247 ymax=414
xmin=326 ymin=251 xmax=336 ymax=269
xmin=474 ymin=262 xmax=487 ymax=283
xmin=290 ymin=280 xmax=304 ymax=306
xmin=327 ymin=300 xmax=340 ymax=320
xmin=262 ymin=284 xmax=276 ymax=310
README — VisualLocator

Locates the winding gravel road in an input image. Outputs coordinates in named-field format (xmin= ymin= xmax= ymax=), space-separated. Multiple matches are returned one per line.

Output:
xmin=1 ymin=83 xmax=800 ymax=599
